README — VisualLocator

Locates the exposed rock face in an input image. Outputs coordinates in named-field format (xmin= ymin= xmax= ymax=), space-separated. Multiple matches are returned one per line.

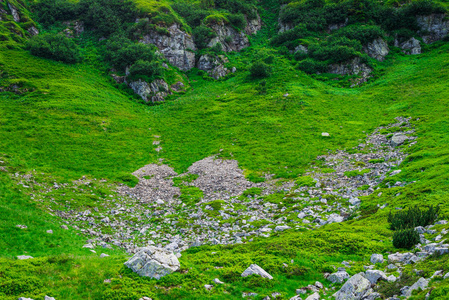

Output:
xmin=170 ymin=81 xmax=185 ymax=92
xmin=402 ymin=277 xmax=429 ymax=297
xmin=141 ymin=24 xmax=196 ymax=71
xmin=62 ymin=21 xmax=84 ymax=38
xmin=328 ymin=270 xmax=350 ymax=283
xmin=363 ymin=38 xmax=389 ymax=61
xmin=124 ymin=246 xmax=180 ymax=279
xmin=417 ymin=14 xmax=449 ymax=43
xmin=197 ymin=54 xmax=230 ymax=79
xmin=128 ymin=79 xmax=170 ymax=103
xmin=370 ymin=254 xmax=384 ymax=264
xmin=7 ymin=3 xmax=20 ymax=22
xmin=328 ymin=57 xmax=372 ymax=86
xmin=241 ymin=264 xmax=273 ymax=279
xmin=333 ymin=273 xmax=372 ymax=300
xmin=208 ymin=22 xmax=251 ymax=52
xmin=395 ymin=37 xmax=421 ymax=55
xmin=244 ymin=14 xmax=262 ymax=35
xmin=365 ymin=270 xmax=387 ymax=285
xmin=27 ymin=26 xmax=39 ymax=36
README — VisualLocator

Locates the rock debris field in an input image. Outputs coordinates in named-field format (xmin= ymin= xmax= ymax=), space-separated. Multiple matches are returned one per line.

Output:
xmin=11 ymin=117 xmax=420 ymax=256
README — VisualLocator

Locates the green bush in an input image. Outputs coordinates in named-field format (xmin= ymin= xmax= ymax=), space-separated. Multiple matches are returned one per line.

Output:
xmin=128 ymin=60 xmax=163 ymax=81
xmin=388 ymin=205 xmax=440 ymax=230
xmin=33 ymin=0 xmax=78 ymax=26
xmin=27 ymin=33 xmax=81 ymax=64
xmin=193 ymin=25 xmax=217 ymax=49
xmin=392 ymin=228 xmax=420 ymax=249
xmin=249 ymin=61 xmax=271 ymax=78
xmin=228 ymin=13 xmax=247 ymax=31
xmin=295 ymin=176 xmax=316 ymax=187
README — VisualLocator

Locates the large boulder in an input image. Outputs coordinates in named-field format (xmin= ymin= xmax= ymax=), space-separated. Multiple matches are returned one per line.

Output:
xmin=388 ymin=252 xmax=420 ymax=264
xmin=140 ymin=24 xmax=196 ymax=71
xmin=390 ymin=133 xmax=408 ymax=147
xmin=328 ymin=57 xmax=372 ymax=86
xmin=370 ymin=254 xmax=384 ymax=264
xmin=402 ymin=277 xmax=429 ymax=297
xmin=365 ymin=270 xmax=387 ymax=285
xmin=241 ymin=264 xmax=273 ymax=279
xmin=124 ymin=246 xmax=180 ymax=279
xmin=363 ymin=38 xmax=389 ymax=61
xmin=333 ymin=273 xmax=372 ymax=300
xmin=417 ymin=14 xmax=449 ymax=43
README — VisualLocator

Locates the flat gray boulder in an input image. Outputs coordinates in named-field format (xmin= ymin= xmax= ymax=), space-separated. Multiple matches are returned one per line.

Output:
xmin=241 ymin=264 xmax=273 ymax=280
xmin=305 ymin=292 xmax=320 ymax=300
xmin=124 ymin=246 xmax=180 ymax=279
xmin=391 ymin=133 xmax=408 ymax=147
xmin=333 ymin=273 xmax=372 ymax=300
xmin=327 ymin=270 xmax=350 ymax=283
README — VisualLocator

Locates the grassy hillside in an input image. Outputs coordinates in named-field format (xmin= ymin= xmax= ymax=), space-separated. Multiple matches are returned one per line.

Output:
xmin=1 ymin=0 xmax=449 ymax=299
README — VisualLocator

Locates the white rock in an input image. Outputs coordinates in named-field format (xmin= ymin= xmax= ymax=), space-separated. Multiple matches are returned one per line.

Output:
xmin=46 ymin=230 xmax=53 ymax=234
xmin=305 ymin=292 xmax=320 ymax=300
xmin=274 ymin=225 xmax=291 ymax=232
xmin=16 ymin=225 xmax=27 ymax=229
xmin=443 ymin=272 xmax=449 ymax=279
xmin=204 ymin=284 xmax=213 ymax=290
xmin=370 ymin=254 xmax=384 ymax=264
xmin=18 ymin=298 xmax=34 ymax=300
xmin=321 ymin=132 xmax=330 ymax=137
xmin=315 ymin=281 xmax=324 ymax=289
xmin=435 ymin=220 xmax=448 ymax=225
xmin=83 ymin=244 xmax=94 ymax=249
xmin=124 ymin=246 xmax=180 ymax=279
xmin=241 ymin=264 xmax=273 ymax=280
xmin=60 ymin=225 xmax=69 ymax=230
xmin=17 ymin=255 xmax=33 ymax=260
xmin=387 ymin=275 xmax=397 ymax=282
xmin=333 ymin=273 xmax=372 ymax=300
xmin=213 ymin=278 xmax=224 ymax=284
xmin=100 ymin=253 xmax=110 ymax=258
xmin=45 ymin=296 xmax=56 ymax=300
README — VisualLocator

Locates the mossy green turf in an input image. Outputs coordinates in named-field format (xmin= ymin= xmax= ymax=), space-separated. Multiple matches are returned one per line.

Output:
xmin=2 ymin=1 xmax=449 ymax=299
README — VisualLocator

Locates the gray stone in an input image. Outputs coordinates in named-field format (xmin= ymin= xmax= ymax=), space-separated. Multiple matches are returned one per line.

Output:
xmin=18 ymin=298 xmax=34 ymax=300
xmin=213 ymin=278 xmax=224 ymax=284
xmin=8 ymin=4 xmax=20 ymax=22
xmin=46 ymin=230 xmax=53 ymax=234
xmin=305 ymin=292 xmax=320 ymax=300
xmin=44 ymin=296 xmax=56 ymax=300
xmin=128 ymin=79 xmax=170 ymax=103
xmin=16 ymin=225 xmax=27 ymax=229
xmin=241 ymin=264 xmax=273 ymax=280
xmin=315 ymin=281 xmax=324 ymax=289
xmin=327 ymin=270 xmax=350 ymax=283
xmin=443 ymin=272 xmax=449 ymax=279
xmin=17 ymin=255 xmax=33 ymax=260
xmin=370 ymin=254 xmax=384 ymax=264
xmin=60 ymin=225 xmax=68 ymax=230
xmin=387 ymin=275 xmax=397 ymax=282
xmin=436 ymin=220 xmax=448 ymax=225
xmin=100 ymin=253 xmax=109 ymax=258
xmin=333 ymin=273 xmax=372 ymax=300
xmin=124 ymin=246 xmax=180 ymax=279
xmin=204 ymin=284 xmax=213 ymax=290
xmin=197 ymin=54 xmax=229 ymax=79
xmin=363 ymin=38 xmax=389 ymax=61
xmin=396 ymin=37 xmax=421 ymax=55
xmin=391 ymin=133 xmax=408 ymax=147
xmin=365 ymin=270 xmax=387 ymax=285
xmin=321 ymin=132 xmax=330 ymax=137
xmin=327 ymin=214 xmax=344 ymax=224
xmin=402 ymin=277 xmax=429 ymax=297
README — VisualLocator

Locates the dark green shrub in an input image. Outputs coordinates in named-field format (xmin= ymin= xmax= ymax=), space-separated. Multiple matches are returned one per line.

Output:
xmin=334 ymin=25 xmax=384 ymax=45
xmin=392 ymin=228 xmax=420 ymax=249
xmin=27 ymin=33 xmax=81 ymax=64
xmin=128 ymin=60 xmax=163 ymax=81
xmin=294 ymin=49 xmax=308 ymax=61
xmin=270 ymin=25 xmax=312 ymax=49
xmin=214 ymin=0 xmax=258 ymax=20
xmin=228 ymin=13 xmax=247 ymax=31
xmin=193 ymin=25 xmax=217 ymax=49
xmin=388 ymin=205 xmax=440 ymax=230
xmin=249 ymin=61 xmax=271 ymax=78
xmin=297 ymin=58 xmax=327 ymax=74
xmin=172 ymin=2 xmax=209 ymax=28
xmin=33 ymin=0 xmax=78 ymax=26
xmin=200 ymin=0 xmax=215 ymax=9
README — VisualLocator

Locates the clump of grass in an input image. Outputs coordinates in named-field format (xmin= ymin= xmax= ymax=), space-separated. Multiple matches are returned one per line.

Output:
xmin=344 ymin=169 xmax=370 ymax=177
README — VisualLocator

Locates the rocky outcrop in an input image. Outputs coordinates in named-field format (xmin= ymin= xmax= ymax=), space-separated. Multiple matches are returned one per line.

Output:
xmin=241 ymin=264 xmax=273 ymax=279
xmin=417 ymin=14 xmax=449 ymax=43
xmin=363 ymin=38 xmax=389 ymax=61
xmin=395 ymin=37 xmax=421 ymax=55
xmin=197 ymin=54 xmax=230 ymax=79
xmin=328 ymin=57 xmax=372 ymax=86
xmin=62 ymin=21 xmax=84 ymax=38
xmin=7 ymin=3 xmax=20 ymax=22
xmin=328 ymin=19 xmax=348 ymax=32
xmin=141 ymin=24 xmax=196 ymax=71
xmin=244 ymin=14 xmax=262 ymax=35
xmin=128 ymin=79 xmax=170 ymax=103
xmin=208 ymin=21 xmax=250 ymax=52
xmin=124 ymin=246 xmax=180 ymax=279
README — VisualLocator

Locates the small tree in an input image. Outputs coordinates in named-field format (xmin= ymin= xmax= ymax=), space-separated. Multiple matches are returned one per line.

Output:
xmin=250 ymin=61 xmax=271 ymax=78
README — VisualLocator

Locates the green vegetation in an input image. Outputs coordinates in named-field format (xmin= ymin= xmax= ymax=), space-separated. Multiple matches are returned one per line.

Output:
xmin=392 ymin=227 xmax=420 ymax=249
xmin=27 ymin=33 xmax=82 ymax=64
xmin=344 ymin=169 xmax=371 ymax=177
xmin=1 ymin=0 xmax=449 ymax=298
